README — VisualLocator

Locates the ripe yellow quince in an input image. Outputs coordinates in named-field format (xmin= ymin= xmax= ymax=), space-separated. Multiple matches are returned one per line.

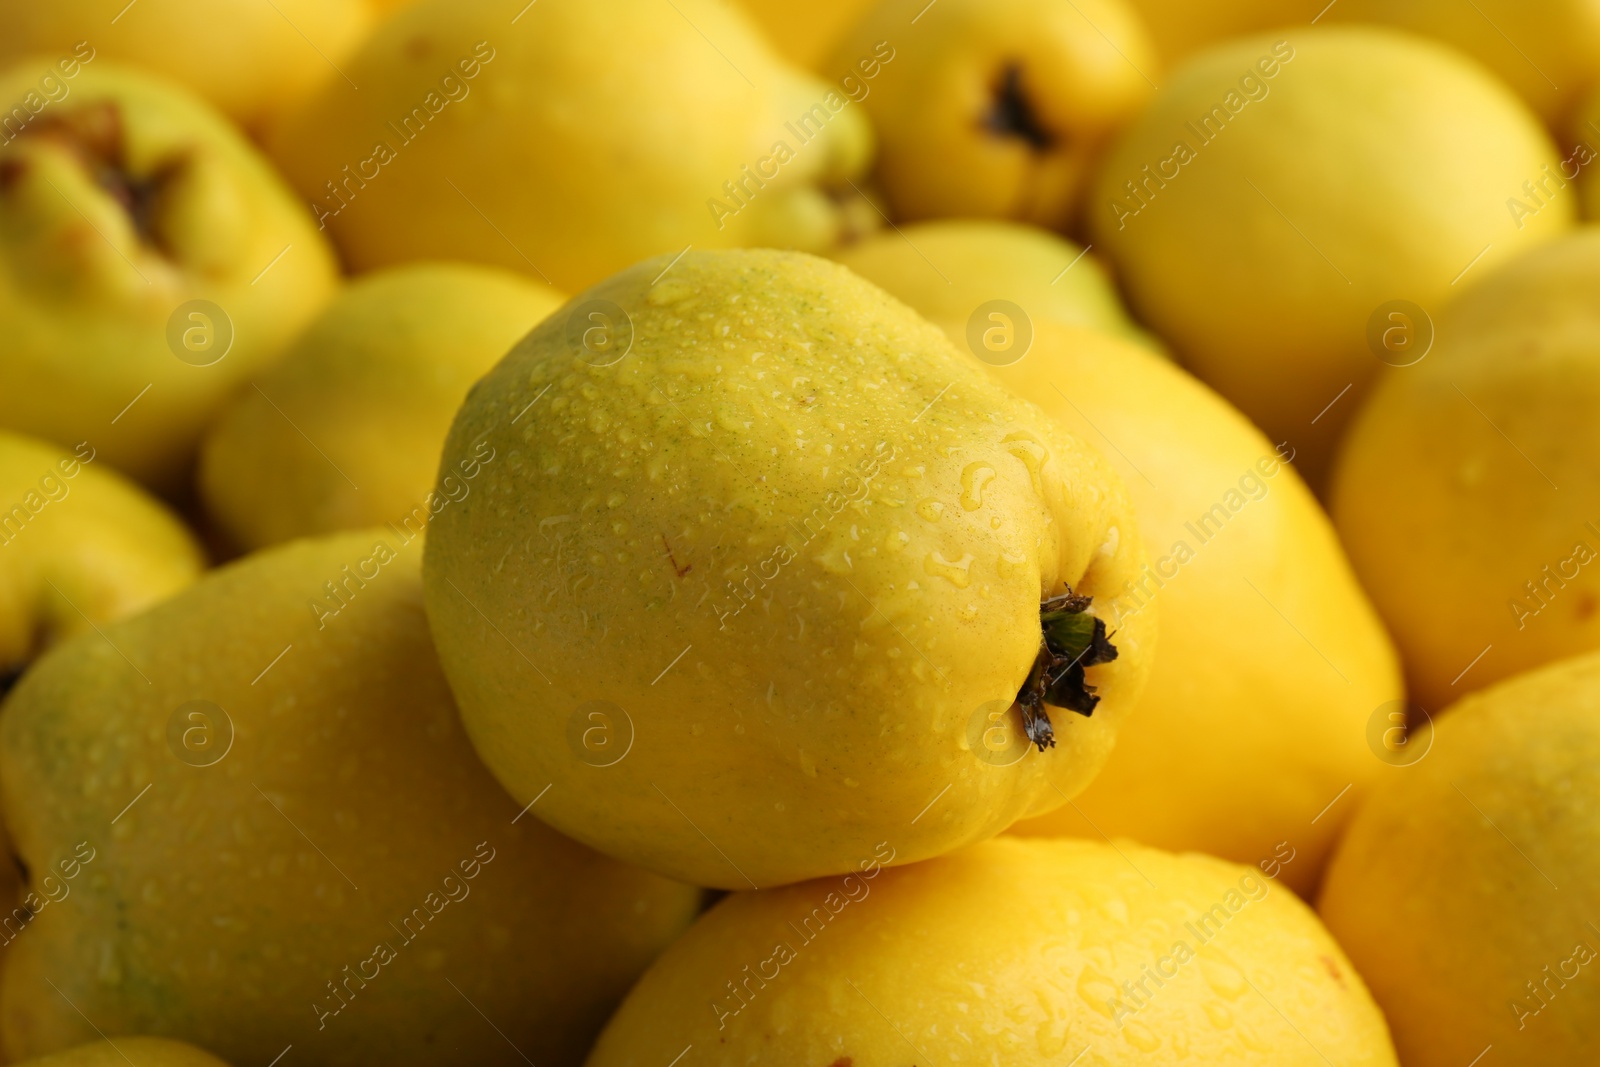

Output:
xmin=270 ymin=0 xmax=872 ymax=292
xmin=0 ymin=61 xmax=340 ymax=492
xmin=0 ymin=1 xmax=373 ymax=132
xmin=997 ymin=326 xmax=1401 ymax=894
xmin=1320 ymin=651 xmax=1600 ymax=1067
xmin=1329 ymin=0 xmax=1600 ymax=131
xmin=831 ymin=0 xmax=1156 ymax=228
xmin=14 ymin=1039 xmax=231 ymax=1067
xmin=835 ymin=218 xmax=1157 ymax=349
xmin=734 ymin=0 xmax=876 ymax=70
xmin=830 ymin=234 xmax=1401 ymax=890
xmin=424 ymin=249 xmax=1153 ymax=888
xmin=1089 ymin=26 xmax=1571 ymax=485
xmin=589 ymin=837 xmax=1398 ymax=1066
xmin=1123 ymin=0 xmax=1321 ymax=64
xmin=200 ymin=263 xmax=564 ymax=552
xmin=1333 ymin=229 xmax=1600 ymax=711
xmin=0 ymin=430 xmax=202 ymax=685
xmin=0 ymin=532 xmax=699 ymax=1067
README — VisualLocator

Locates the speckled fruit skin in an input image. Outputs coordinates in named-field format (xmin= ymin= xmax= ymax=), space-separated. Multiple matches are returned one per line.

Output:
xmin=1089 ymin=26 xmax=1570 ymax=486
xmin=200 ymin=263 xmax=565 ymax=552
xmin=0 ymin=532 xmax=700 ymax=1067
xmin=15 ymin=1038 xmax=234 ymax=1067
xmin=423 ymin=249 xmax=1154 ymax=889
xmin=1320 ymin=652 xmax=1600 ymax=1067
xmin=1332 ymin=230 xmax=1600 ymax=712
xmin=586 ymin=837 xmax=1398 ymax=1067
xmin=0 ymin=430 xmax=203 ymax=677
xmin=0 ymin=61 xmax=340 ymax=492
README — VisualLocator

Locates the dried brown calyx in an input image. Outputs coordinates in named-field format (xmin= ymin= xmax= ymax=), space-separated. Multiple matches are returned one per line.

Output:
xmin=981 ymin=62 xmax=1057 ymax=152
xmin=1014 ymin=583 xmax=1118 ymax=751
xmin=2 ymin=102 xmax=189 ymax=256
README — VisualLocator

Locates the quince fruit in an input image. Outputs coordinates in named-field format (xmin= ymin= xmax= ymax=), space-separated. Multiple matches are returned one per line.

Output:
xmin=424 ymin=249 xmax=1153 ymax=888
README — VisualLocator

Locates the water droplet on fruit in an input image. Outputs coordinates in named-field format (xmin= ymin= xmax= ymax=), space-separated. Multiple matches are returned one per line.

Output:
xmin=1004 ymin=432 xmax=1049 ymax=493
xmin=1075 ymin=966 xmax=1119 ymax=1018
xmin=925 ymin=550 xmax=975 ymax=588
xmin=1123 ymin=1021 xmax=1162 ymax=1052
xmin=959 ymin=462 xmax=996 ymax=511
xmin=916 ymin=498 xmax=945 ymax=522
xmin=1200 ymin=951 xmax=1247 ymax=999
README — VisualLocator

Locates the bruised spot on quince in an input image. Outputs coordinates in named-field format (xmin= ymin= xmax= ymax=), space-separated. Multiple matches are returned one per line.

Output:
xmin=981 ymin=62 xmax=1057 ymax=153
xmin=1015 ymin=583 xmax=1119 ymax=751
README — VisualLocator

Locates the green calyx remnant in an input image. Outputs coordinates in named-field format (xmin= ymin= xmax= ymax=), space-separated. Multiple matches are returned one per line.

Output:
xmin=1015 ymin=584 xmax=1118 ymax=751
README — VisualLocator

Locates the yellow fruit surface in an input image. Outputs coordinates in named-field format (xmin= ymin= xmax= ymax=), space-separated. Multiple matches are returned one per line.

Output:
xmin=832 ymin=237 xmax=1403 ymax=891
xmin=1570 ymin=89 xmax=1600 ymax=219
xmin=1330 ymin=0 xmax=1600 ymax=130
xmin=834 ymin=219 xmax=1157 ymax=348
xmin=0 ymin=1 xmax=372 ymax=130
xmin=15 ymin=1039 xmax=233 ymax=1067
xmin=0 ymin=430 xmax=202 ymax=678
xmin=734 ymin=0 xmax=875 ymax=69
xmin=424 ymin=249 xmax=1154 ymax=888
xmin=269 ymin=0 xmax=872 ymax=292
xmin=832 ymin=0 xmax=1156 ymax=229
xmin=0 ymin=61 xmax=340 ymax=492
xmin=200 ymin=263 xmax=564 ymax=551
xmin=1090 ymin=26 xmax=1570 ymax=484
xmin=998 ymin=326 xmax=1401 ymax=895
xmin=0 ymin=532 xmax=700 ymax=1067
xmin=1333 ymin=228 xmax=1600 ymax=711
xmin=1320 ymin=651 xmax=1600 ymax=1067
xmin=588 ymin=837 xmax=1397 ymax=1066
xmin=1124 ymin=0 xmax=1321 ymax=63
